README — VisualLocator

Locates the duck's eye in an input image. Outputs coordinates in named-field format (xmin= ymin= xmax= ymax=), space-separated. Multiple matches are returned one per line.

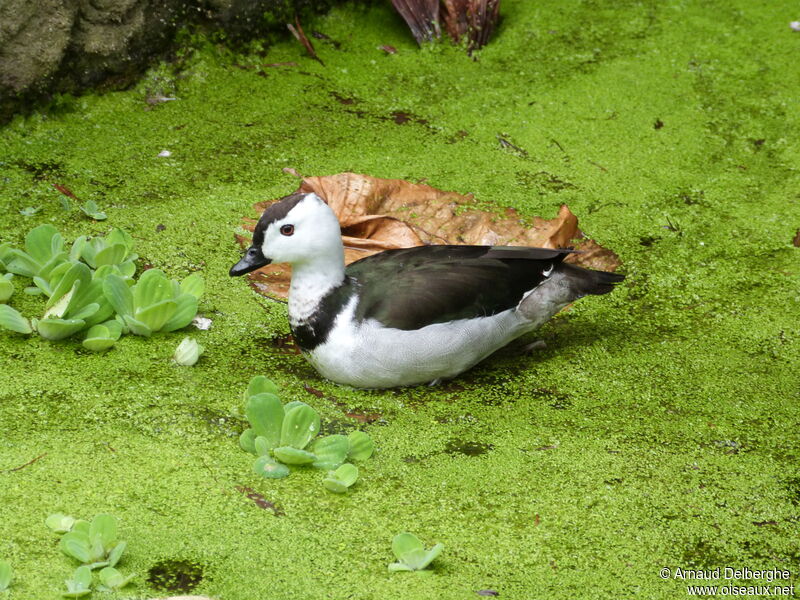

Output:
xmin=280 ymin=224 xmax=295 ymax=236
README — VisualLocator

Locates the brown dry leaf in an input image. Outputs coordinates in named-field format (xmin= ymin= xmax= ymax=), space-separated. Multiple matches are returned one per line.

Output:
xmin=239 ymin=172 xmax=621 ymax=300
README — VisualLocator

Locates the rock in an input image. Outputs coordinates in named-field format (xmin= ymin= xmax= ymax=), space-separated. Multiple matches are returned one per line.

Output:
xmin=0 ymin=0 xmax=342 ymax=122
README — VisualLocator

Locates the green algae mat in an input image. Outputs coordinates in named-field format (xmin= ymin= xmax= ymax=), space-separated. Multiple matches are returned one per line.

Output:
xmin=1 ymin=1 xmax=799 ymax=598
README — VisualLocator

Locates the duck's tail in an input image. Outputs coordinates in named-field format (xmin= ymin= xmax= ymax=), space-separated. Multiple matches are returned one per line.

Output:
xmin=516 ymin=263 xmax=624 ymax=326
xmin=558 ymin=263 xmax=626 ymax=298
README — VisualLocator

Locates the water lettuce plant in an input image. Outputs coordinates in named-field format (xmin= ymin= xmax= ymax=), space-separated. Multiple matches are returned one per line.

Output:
xmin=78 ymin=200 xmax=107 ymax=221
xmin=46 ymin=513 xmax=77 ymax=534
xmin=57 ymin=514 xmax=127 ymax=570
xmin=239 ymin=376 xmax=374 ymax=484
xmin=0 ymin=225 xmax=204 ymax=349
xmin=96 ymin=567 xmax=135 ymax=591
xmin=0 ymin=560 xmax=12 ymax=591
xmin=322 ymin=463 xmax=359 ymax=493
xmin=104 ymin=269 xmax=203 ymax=337
xmin=388 ymin=533 xmax=444 ymax=572
xmin=63 ymin=566 xmax=92 ymax=598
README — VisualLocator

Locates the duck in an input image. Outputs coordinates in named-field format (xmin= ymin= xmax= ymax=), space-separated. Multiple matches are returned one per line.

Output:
xmin=230 ymin=192 xmax=624 ymax=389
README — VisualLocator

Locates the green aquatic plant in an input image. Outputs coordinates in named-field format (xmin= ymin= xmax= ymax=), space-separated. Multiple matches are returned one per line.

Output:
xmin=71 ymin=228 xmax=136 ymax=276
xmin=46 ymin=513 xmax=77 ymax=534
xmin=0 ymin=304 xmax=32 ymax=334
xmin=388 ymin=533 xmax=444 ymax=572
xmin=0 ymin=560 xmax=12 ymax=591
xmin=78 ymin=200 xmax=107 ymax=221
xmin=0 ymin=226 xmax=203 ymax=348
xmin=104 ymin=269 xmax=203 ymax=337
xmin=0 ymin=224 xmax=68 ymax=280
xmin=0 ymin=274 xmax=14 ymax=303
xmin=239 ymin=376 xmax=374 ymax=482
xmin=323 ymin=463 xmax=359 ymax=494
xmin=173 ymin=336 xmax=204 ymax=365
xmin=62 ymin=566 xmax=92 ymax=598
xmin=96 ymin=567 xmax=135 ymax=591
xmin=59 ymin=514 xmax=126 ymax=570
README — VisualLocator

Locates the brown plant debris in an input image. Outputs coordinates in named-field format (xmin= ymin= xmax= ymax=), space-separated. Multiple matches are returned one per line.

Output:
xmin=237 ymin=172 xmax=622 ymax=301
xmin=392 ymin=0 xmax=501 ymax=50
xmin=793 ymin=229 xmax=800 ymax=247
xmin=390 ymin=0 xmax=441 ymax=44
xmin=287 ymin=16 xmax=324 ymax=66
xmin=442 ymin=0 xmax=501 ymax=51
xmin=234 ymin=486 xmax=284 ymax=516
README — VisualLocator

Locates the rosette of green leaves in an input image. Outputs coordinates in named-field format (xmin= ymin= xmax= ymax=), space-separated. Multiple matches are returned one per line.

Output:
xmin=32 ymin=262 xmax=115 ymax=341
xmin=71 ymin=229 xmax=136 ymax=277
xmin=103 ymin=269 xmax=204 ymax=337
xmin=0 ymin=225 xmax=68 ymax=280
xmin=388 ymin=533 xmax=444 ymax=572
xmin=59 ymin=514 xmax=126 ymax=570
xmin=239 ymin=375 xmax=375 ymax=481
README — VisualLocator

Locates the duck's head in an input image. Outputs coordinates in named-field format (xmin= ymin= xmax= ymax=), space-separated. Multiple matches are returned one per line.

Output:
xmin=229 ymin=192 xmax=342 ymax=276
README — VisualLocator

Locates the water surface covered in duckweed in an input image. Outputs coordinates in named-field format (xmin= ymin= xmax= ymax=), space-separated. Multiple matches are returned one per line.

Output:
xmin=1 ymin=1 xmax=799 ymax=598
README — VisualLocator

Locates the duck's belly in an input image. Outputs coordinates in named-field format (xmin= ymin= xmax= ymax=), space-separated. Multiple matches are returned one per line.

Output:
xmin=304 ymin=303 xmax=531 ymax=388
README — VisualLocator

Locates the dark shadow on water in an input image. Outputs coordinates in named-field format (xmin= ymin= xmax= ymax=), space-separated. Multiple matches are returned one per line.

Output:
xmin=147 ymin=559 xmax=204 ymax=593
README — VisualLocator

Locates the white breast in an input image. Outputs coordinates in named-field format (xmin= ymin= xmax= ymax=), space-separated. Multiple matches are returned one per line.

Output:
xmin=305 ymin=297 xmax=532 ymax=388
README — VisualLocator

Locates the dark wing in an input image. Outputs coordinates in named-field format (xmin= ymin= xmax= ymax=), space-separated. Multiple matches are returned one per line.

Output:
xmin=345 ymin=245 xmax=571 ymax=330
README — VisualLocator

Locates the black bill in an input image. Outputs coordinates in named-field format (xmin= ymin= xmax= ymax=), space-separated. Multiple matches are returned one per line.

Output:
xmin=229 ymin=245 xmax=271 ymax=276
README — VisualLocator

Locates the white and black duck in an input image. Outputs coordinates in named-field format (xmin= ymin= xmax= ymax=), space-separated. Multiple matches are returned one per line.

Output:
xmin=230 ymin=192 xmax=624 ymax=388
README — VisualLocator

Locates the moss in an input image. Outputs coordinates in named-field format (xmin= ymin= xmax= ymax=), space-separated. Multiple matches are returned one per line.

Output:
xmin=1 ymin=0 xmax=799 ymax=598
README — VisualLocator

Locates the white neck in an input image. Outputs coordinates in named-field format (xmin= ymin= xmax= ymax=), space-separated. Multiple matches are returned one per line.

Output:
xmin=288 ymin=248 xmax=346 ymax=324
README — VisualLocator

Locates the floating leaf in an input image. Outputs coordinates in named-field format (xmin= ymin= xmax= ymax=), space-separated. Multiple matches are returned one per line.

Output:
xmin=97 ymin=566 xmax=134 ymax=590
xmin=280 ymin=404 xmax=320 ymax=449
xmin=322 ymin=478 xmax=349 ymax=494
xmin=254 ymin=435 xmax=272 ymax=457
xmin=331 ymin=463 xmax=359 ymax=486
xmin=282 ymin=400 xmax=308 ymax=414
xmin=94 ymin=243 xmax=128 ymax=267
xmin=311 ymin=434 xmax=349 ymax=469
xmin=239 ymin=428 xmax=257 ymax=454
xmin=36 ymin=317 xmax=86 ymax=341
xmin=106 ymin=541 xmax=126 ymax=568
xmin=273 ymin=446 xmax=317 ymax=465
xmin=133 ymin=269 xmax=172 ymax=308
xmin=103 ymin=274 xmax=134 ymax=317
xmin=246 ymin=392 xmax=284 ymax=449
xmin=389 ymin=533 xmax=443 ymax=571
xmin=46 ymin=513 xmax=77 ymax=533
xmin=246 ymin=375 xmax=280 ymax=400
xmin=89 ymin=514 xmax=117 ymax=551
xmin=161 ymin=294 xmax=198 ymax=332
xmin=180 ymin=272 xmax=205 ymax=299
xmin=253 ymin=455 xmax=290 ymax=479
xmin=134 ymin=298 xmax=177 ymax=331
xmin=347 ymin=430 xmax=375 ymax=461
xmin=0 ymin=560 xmax=12 ymax=591
xmin=79 ymin=200 xmax=107 ymax=220
xmin=63 ymin=565 xmax=93 ymax=597
xmin=0 ymin=274 xmax=13 ymax=302
xmin=122 ymin=315 xmax=152 ymax=337
xmin=60 ymin=532 xmax=92 ymax=564
xmin=0 ymin=305 xmax=31 ymax=334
